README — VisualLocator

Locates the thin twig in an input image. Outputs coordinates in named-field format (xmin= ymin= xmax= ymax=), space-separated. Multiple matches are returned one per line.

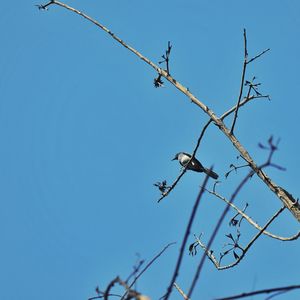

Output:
xmin=187 ymin=168 xmax=255 ymax=298
xmin=220 ymin=94 xmax=269 ymax=121
xmin=248 ymin=48 xmax=270 ymax=64
xmin=35 ymin=0 xmax=53 ymax=10
xmin=195 ymin=206 xmax=285 ymax=270
xmin=159 ymin=41 xmax=172 ymax=75
xmin=125 ymin=257 xmax=145 ymax=284
xmin=157 ymin=161 xmax=194 ymax=202
xmin=104 ymin=277 xmax=149 ymax=300
xmin=88 ymin=293 xmax=121 ymax=300
xmin=41 ymin=1 xmax=300 ymax=221
xmin=215 ymin=284 xmax=300 ymax=300
xmin=206 ymin=189 xmax=300 ymax=241
xmin=120 ymin=242 xmax=176 ymax=300
xmin=225 ymin=163 xmax=250 ymax=178
xmin=230 ymin=29 xmax=270 ymax=134
xmin=193 ymin=234 xmax=219 ymax=267
xmin=174 ymin=282 xmax=190 ymax=300
xmin=163 ymin=173 xmax=210 ymax=300
xmin=158 ymin=121 xmax=211 ymax=202
xmin=187 ymin=143 xmax=289 ymax=279
xmin=158 ymin=93 xmax=267 ymax=202
xmin=103 ymin=277 xmax=124 ymax=300
xmin=230 ymin=29 xmax=248 ymax=134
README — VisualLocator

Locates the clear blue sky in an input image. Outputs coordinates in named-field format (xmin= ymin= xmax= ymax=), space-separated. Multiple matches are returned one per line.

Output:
xmin=1 ymin=1 xmax=299 ymax=299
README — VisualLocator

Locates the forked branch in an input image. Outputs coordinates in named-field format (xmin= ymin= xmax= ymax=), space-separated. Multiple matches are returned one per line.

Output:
xmin=206 ymin=189 xmax=300 ymax=241
xmin=37 ymin=0 xmax=300 ymax=221
xmin=193 ymin=206 xmax=285 ymax=271
xmin=158 ymin=94 xmax=269 ymax=202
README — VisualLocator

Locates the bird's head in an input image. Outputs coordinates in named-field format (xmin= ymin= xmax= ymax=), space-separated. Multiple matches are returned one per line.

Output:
xmin=172 ymin=153 xmax=180 ymax=161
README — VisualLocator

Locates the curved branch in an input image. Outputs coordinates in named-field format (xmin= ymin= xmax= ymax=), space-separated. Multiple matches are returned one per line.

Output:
xmin=195 ymin=206 xmax=286 ymax=271
xmin=206 ymin=189 xmax=300 ymax=241
xmin=43 ymin=0 xmax=300 ymax=221
xmin=187 ymin=169 xmax=255 ymax=298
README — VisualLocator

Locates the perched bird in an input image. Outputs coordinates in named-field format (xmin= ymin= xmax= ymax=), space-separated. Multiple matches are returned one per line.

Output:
xmin=172 ymin=152 xmax=219 ymax=179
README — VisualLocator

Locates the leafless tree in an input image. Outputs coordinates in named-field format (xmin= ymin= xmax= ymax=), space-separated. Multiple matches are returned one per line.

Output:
xmin=36 ymin=1 xmax=300 ymax=299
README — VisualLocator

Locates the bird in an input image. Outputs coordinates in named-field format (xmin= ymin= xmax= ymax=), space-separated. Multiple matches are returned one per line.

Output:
xmin=172 ymin=152 xmax=219 ymax=179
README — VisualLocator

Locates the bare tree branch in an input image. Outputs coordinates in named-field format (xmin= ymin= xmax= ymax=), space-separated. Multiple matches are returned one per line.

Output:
xmin=230 ymin=29 xmax=270 ymax=134
xmin=187 ymin=142 xmax=291 ymax=283
xmin=173 ymin=282 xmax=190 ymax=300
xmin=158 ymin=94 xmax=268 ymax=202
xmin=125 ymin=256 xmax=145 ymax=284
xmin=194 ymin=206 xmax=285 ymax=270
xmin=215 ymin=284 xmax=300 ymax=300
xmin=187 ymin=166 xmax=257 ymax=298
xmin=35 ymin=0 xmax=53 ymax=10
xmin=248 ymin=47 xmax=271 ymax=64
xmin=230 ymin=29 xmax=248 ymax=134
xmin=39 ymin=0 xmax=300 ymax=220
xmin=206 ymin=189 xmax=300 ymax=241
xmin=88 ymin=293 xmax=121 ymax=300
xmin=163 ymin=173 xmax=210 ymax=300
xmin=37 ymin=2 xmax=300 ymax=300
xmin=220 ymin=94 xmax=269 ymax=121
xmin=103 ymin=277 xmax=125 ymax=300
xmin=102 ymin=276 xmax=150 ymax=300
xmin=120 ymin=242 xmax=176 ymax=300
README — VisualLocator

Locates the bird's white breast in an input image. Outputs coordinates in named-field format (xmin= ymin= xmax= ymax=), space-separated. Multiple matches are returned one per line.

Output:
xmin=179 ymin=153 xmax=191 ymax=165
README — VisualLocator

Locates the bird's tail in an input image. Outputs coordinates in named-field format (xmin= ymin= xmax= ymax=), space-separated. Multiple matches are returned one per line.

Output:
xmin=204 ymin=168 xmax=219 ymax=180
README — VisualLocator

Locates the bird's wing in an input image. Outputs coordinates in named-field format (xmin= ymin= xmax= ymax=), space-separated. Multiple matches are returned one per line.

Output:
xmin=190 ymin=157 xmax=205 ymax=171
xmin=182 ymin=152 xmax=192 ymax=158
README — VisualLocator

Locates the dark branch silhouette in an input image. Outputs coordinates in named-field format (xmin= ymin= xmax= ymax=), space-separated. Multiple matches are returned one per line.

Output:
xmin=215 ymin=284 xmax=300 ymax=300
xmin=37 ymin=0 xmax=300 ymax=220
xmin=163 ymin=173 xmax=210 ymax=300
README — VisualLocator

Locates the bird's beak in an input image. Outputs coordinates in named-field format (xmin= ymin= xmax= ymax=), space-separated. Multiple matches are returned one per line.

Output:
xmin=171 ymin=156 xmax=177 ymax=161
